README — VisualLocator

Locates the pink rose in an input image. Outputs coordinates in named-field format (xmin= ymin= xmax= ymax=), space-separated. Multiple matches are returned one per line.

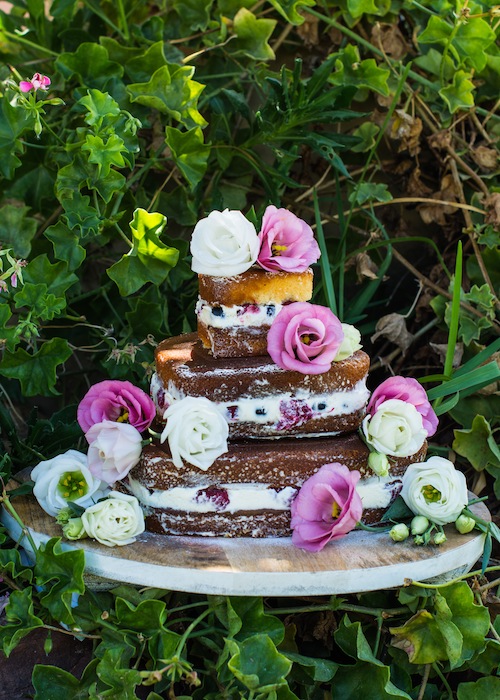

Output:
xmin=267 ymin=302 xmax=344 ymax=374
xmin=368 ymin=376 xmax=438 ymax=437
xmin=77 ymin=380 xmax=155 ymax=433
xmin=257 ymin=206 xmax=320 ymax=272
xmin=290 ymin=463 xmax=363 ymax=552
xmin=86 ymin=420 xmax=143 ymax=484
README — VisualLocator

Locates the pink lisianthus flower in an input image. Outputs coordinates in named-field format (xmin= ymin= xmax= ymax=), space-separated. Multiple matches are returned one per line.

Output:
xmin=267 ymin=302 xmax=344 ymax=375
xmin=368 ymin=376 xmax=438 ymax=437
xmin=290 ymin=463 xmax=363 ymax=552
xmin=257 ymin=206 xmax=320 ymax=273
xmin=77 ymin=379 xmax=155 ymax=433
xmin=86 ymin=420 xmax=143 ymax=484
xmin=19 ymin=73 xmax=51 ymax=93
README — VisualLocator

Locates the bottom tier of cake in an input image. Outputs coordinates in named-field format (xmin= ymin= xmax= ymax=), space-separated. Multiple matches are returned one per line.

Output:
xmin=119 ymin=433 xmax=427 ymax=538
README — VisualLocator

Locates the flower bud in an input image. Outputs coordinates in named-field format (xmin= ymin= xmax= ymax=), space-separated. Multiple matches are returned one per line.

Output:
xmin=455 ymin=514 xmax=475 ymax=534
xmin=433 ymin=532 xmax=447 ymax=545
xmin=55 ymin=507 xmax=73 ymax=525
xmin=410 ymin=515 xmax=429 ymax=535
xmin=368 ymin=451 xmax=390 ymax=477
xmin=62 ymin=517 xmax=87 ymax=541
xmin=390 ymin=523 xmax=409 ymax=542
xmin=414 ymin=535 xmax=425 ymax=546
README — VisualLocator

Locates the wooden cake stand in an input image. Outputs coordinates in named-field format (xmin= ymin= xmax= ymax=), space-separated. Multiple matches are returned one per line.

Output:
xmin=1 ymin=486 xmax=490 ymax=596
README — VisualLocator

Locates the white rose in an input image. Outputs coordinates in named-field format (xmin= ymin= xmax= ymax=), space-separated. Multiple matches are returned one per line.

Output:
xmin=400 ymin=457 xmax=468 ymax=525
xmin=362 ymin=398 xmax=427 ymax=457
xmin=31 ymin=449 xmax=110 ymax=517
xmin=161 ymin=396 xmax=229 ymax=470
xmin=81 ymin=491 xmax=145 ymax=546
xmin=334 ymin=324 xmax=362 ymax=361
xmin=190 ymin=209 xmax=260 ymax=276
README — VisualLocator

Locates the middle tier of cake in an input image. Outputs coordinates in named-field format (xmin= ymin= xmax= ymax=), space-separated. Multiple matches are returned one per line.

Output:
xmin=151 ymin=334 xmax=371 ymax=439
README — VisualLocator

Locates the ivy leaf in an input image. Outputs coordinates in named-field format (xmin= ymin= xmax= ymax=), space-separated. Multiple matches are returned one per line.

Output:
xmin=453 ymin=414 xmax=500 ymax=472
xmin=389 ymin=610 xmax=449 ymax=664
xmin=23 ymin=255 xmax=78 ymax=299
xmin=124 ymin=41 xmax=169 ymax=83
xmin=439 ymin=70 xmax=475 ymax=113
xmin=268 ymin=0 xmax=315 ymax=25
xmin=78 ymin=89 xmax=120 ymax=127
xmin=0 ymin=588 xmax=44 ymax=657
xmin=5 ymin=164 xmax=55 ymax=212
xmin=91 ymin=169 xmax=127 ymax=205
xmin=347 ymin=0 xmax=380 ymax=19
xmin=438 ymin=582 xmax=490 ymax=662
xmin=458 ymin=677 xmax=500 ymax=700
xmin=128 ymin=64 xmax=207 ymax=129
xmin=229 ymin=597 xmax=284 ymax=645
xmin=56 ymin=43 xmax=124 ymax=89
xmin=0 ymin=97 xmax=33 ymax=179
xmin=165 ymin=126 xmax=210 ymax=189
xmin=433 ymin=592 xmax=464 ymax=669
xmin=351 ymin=122 xmax=380 ymax=152
xmin=32 ymin=659 xmax=99 ymax=700
xmin=34 ymin=538 xmax=85 ymax=626
xmin=230 ymin=8 xmax=277 ymax=61
xmin=226 ymin=634 xmax=292 ymax=692
xmin=82 ymin=133 xmax=127 ymax=177
xmin=107 ymin=208 xmax=179 ymax=296
xmin=0 ymin=303 xmax=19 ymax=351
xmin=335 ymin=616 xmax=383 ymax=665
xmin=349 ymin=182 xmax=392 ymax=206
xmin=62 ymin=193 xmax=102 ymax=238
xmin=45 ymin=222 xmax=86 ymax=270
xmin=0 ymin=337 xmax=72 ymax=396
xmin=283 ymin=652 xmax=337 ymax=682
xmin=95 ymin=648 xmax=143 ymax=698
xmin=114 ymin=597 xmax=168 ymax=636
xmin=332 ymin=661 xmax=412 ymax=699
xmin=0 ymin=204 xmax=38 ymax=258
xmin=170 ymin=0 xmax=213 ymax=32
xmin=14 ymin=283 xmax=66 ymax=321
xmin=418 ymin=15 xmax=496 ymax=72
xmin=329 ymin=44 xmax=390 ymax=96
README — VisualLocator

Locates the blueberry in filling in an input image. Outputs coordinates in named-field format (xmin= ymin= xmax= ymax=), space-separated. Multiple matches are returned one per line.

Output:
xmin=255 ymin=407 xmax=267 ymax=416
xmin=266 ymin=305 xmax=275 ymax=317
xmin=317 ymin=402 xmax=326 ymax=410
xmin=212 ymin=306 xmax=224 ymax=317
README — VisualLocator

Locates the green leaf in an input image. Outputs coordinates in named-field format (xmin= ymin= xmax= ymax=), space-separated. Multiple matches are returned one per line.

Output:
xmin=5 ymin=164 xmax=55 ymax=212
xmin=95 ymin=648 xmax=143 ymax=698
xmin=128 ymin=64 xmax=207 ymax=129
xmin=56 ymin=43 xmax=124 ymax=89
xmin=439 ymin=582 xmax=491 ymax=662
xmin=0 ymin=587 xmax=43 ymax=657
xmin=226 ymin=634 xmax=292 ymax=692
xmin=453 ymin=414 xmax=500 ymax=472
xmin=0 ymin=337 xmax=72 ymax=396
xmin=332 ymin=661 xmax=412 ymax=699
xmin=267 ymin=0 xmax=315 ymax=25
xmin=229 ymin=597 xmax=284 ymax=644
xmin=335 ymin=616 xmax=383 ymax=665
xmin=433 ymin=591 xmax=464 ymax=669
xmin=347 ymin=0 xmax=380 ymax=19
xmin=34 ymin=537 xmax=85 ymax=625
xmin=389 ymin=610 xmax=449 ymax=664
xmin=115 ymin=597 xmax=167 ymax=636
xmin=0 ymin=204 xmax=38 ymax=258
xmin=33 ymin=660 xmax=99 ymax=700
xmin=439 ymin=70 xmax=475 ymax=113
xmin=82 ymin=133 xmax=127 ymax=177
xmin=45 ymin=222 xmax=86 ymax=270
xmin=351 ymin=122 xmax=380 ymax=152
xmin=230 ymin=8 xmax=277 ymax=61
xmin=165 ymin=126 xmax=210 ymax=189
xmin=14 ymin=283 xmax=66 ymax=321
xmin=0 ymin=97 xmax=33 ymax=179
xmin=107 ymin=208 xmax=179 ymax=296
xmin=418 ymin=15 xmax=496 ymax=72
xmin=61 ymin=193 xmax=102 ymax=237
xmin=349 ymin=182 xmax=392 ymax=206
xmin=329 ymin=44 xmax=390 ymax=96
xmin=124 ymin=40 xmax=168 ymax=82
xmin=458 ymin=677 xmax=500 ymax=700
xmin=283 ymin=652 xmax=337 ymax=682
xmin=0 ymin=303 xmax=19 ymax=351
xmin=23 ymin=255 xmax=78 ymax=299
xmin=78 ymin=89 xmax=120 ymax=127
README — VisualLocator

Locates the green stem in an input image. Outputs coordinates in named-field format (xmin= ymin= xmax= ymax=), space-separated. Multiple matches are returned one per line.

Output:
xmin=408 ymin=565 xmax=500 ymax=589
xmin=432 ymin=662 xmax=453 ymax=699
xmin=1 ymin=493 xmax=38 ymax=553
xmin=175 ymin=607 xmax=212 ymax=658
xmin=115 ymin=0 xmax=130 ymax=41
xmin=0 ymin=28 xmax=59 ymax=56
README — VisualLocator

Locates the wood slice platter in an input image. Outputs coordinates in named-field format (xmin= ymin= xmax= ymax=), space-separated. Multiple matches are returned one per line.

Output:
xmin=1 ymin=490 xmax=489 ymax=597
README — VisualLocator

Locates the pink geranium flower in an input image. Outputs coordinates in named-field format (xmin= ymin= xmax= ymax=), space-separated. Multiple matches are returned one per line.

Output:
xmin=86 ymin=420 xmax=142 ymax=484
xmin=257 ymin=205 xmax=320 ymax=272
xmin=19 ymin=73 xmax=51 ymax=93
xmin=368 ymin=376 xmax=438 ymax=437
xmin=267 ymin=302 xmax=344 ymax=374
xmin=77 ymin=379 xmax=155 ymax=433
xmin=290 ymin=463 xmax=363 ymax=552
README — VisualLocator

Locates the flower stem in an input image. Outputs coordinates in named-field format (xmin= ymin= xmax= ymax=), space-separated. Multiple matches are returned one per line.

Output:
xmin=1 ymin=492 xmax=38 ymax=554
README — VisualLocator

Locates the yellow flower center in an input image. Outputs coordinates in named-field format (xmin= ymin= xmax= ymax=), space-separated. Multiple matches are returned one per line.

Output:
xmin=421 ymin=484 xmax=441 ymax=503
xmin=331 ymin=501 xmax=341 ymax=519
xmin=58 ymin=471 xmax=88 ymax=501
xmin=116 ymin=409 xmax=130 ymax=423
xmin=271 ymin=243 xmax=288 ymax=256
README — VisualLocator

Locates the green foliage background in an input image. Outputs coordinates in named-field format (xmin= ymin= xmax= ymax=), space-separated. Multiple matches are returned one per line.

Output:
xmin=0 ymin=0 xmax=499 ymax=697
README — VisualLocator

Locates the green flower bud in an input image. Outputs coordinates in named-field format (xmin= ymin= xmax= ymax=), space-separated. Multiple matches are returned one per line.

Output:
xmin=455 ymin=514 xmax=475 ymax=534
xmin=390 ymin=523 xmax=410 ymax=542
xmin=55 ymin=507 xmax=73 ymax=525
xmin=433 ymin=532 xmax=447 ymax=545
xmin=62 ymin=517 xmax=87 ymax=541
xmin=414 ymin=535 xmax=425 ymax=546
xmin=410 ymin=515 xmax=430 ymax=536
xmin=368 ymin=451 xmax=390 ymax=477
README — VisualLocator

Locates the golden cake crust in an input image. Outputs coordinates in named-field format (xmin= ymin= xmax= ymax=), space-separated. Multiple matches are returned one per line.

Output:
xmin=198 ymin=267 xmax=313 ymax=306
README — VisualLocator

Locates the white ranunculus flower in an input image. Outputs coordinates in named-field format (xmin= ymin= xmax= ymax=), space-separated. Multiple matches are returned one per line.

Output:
xmin=190 ymin=209 xmax=260 ymax=276
xmin=161 ymin=396 xmax=229 ymax=470
xmin=31 ymin=449 xmax=110 ymax=517
xmin=400 ymin=457 xmax=468 ymax=526
xmin=81 ymin=491 xmax=145 ymax=546
xmin=362 ymin=398 xmax=427 ymax=457
xmin=334 ymin=323 xmax=362 ymax=361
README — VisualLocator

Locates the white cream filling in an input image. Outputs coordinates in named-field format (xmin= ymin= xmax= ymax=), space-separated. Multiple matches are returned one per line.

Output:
xmin=356 ymin=474 xmax=402 ymax=509
xmin=196 ymin=298 xmax=282 ymax=329
xmin=128 ymin=476 xmax=297 ymax=514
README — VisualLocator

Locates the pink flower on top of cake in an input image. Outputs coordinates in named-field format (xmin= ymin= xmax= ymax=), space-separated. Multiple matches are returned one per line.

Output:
xmin=86 ymin=420 xmax=143 ymax=484
xmin=267 ymin=302 xmax=344 ymax=374
xmin=257 ymin=205 xmax=320 ymax=272
xmin=77 ymin=379 xmax=155 ymax=433
xmin=367 ymin=376 xmax=438 ymax=437
xmin=290 ymin=462 xmax=363 ymax=552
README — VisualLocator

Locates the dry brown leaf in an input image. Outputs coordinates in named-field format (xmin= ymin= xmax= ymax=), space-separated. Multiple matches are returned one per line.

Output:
xmin=471 ymin=145 xmax=499 ymax=172
xmin=484 ymin=192 xmax=500 ymax=230
xmin=371 ymin=22 xmax=409 ymax=60
xmin=407 ymin=167 xmax=433 ymax=197
xmin=355 ymin=252 xmax=379 ymax=281
xmin=428 ymin=130 xmax=452 ymax=150
xmin=388 ymin=110 xmax=422 ymax=155
xmin=418 ymin=173 xmax=459 ymax=225
xmin=429 ymin=342 xmax=464 ymax=368
xmin=371 ymin=313 xmax=414 ymax=353
xmin=296 ymin=12 xmax=319 ymax=47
